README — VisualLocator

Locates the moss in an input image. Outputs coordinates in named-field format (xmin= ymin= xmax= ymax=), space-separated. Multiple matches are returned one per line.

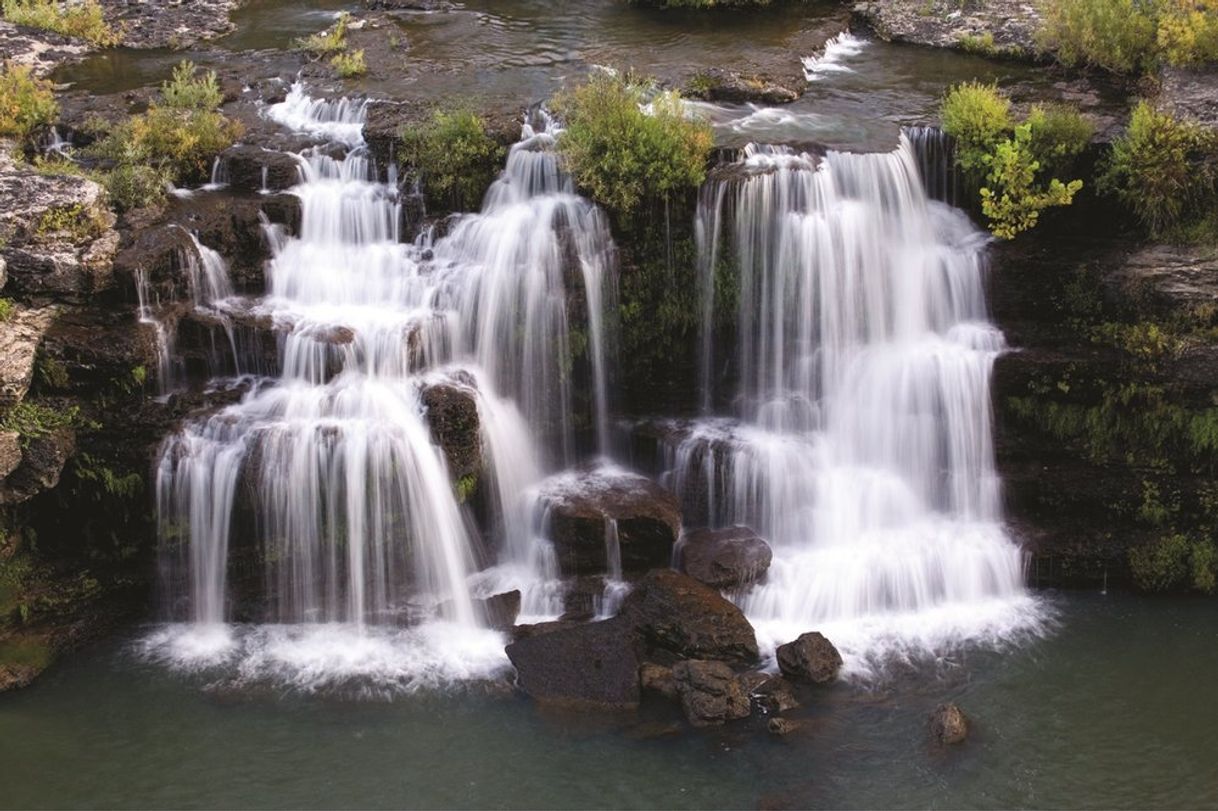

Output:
xmin=71 ymin=453 xmax=142 ymax=499
xmin=35 ymin=354 xmax=70 ymax=391
xmin=0 ymin=298 xmax=14 ymax=322
xmin=1 ymin=0 xmax=119 ymax=47
xmin=0 ymin=62 xmax=57 ymax=139
xmin=455 ymin=473 xmax=477 ymax=504
xmin=0 ymin=401 xmax=79 ymax=448
xmin=398 ymin=107 xmax=504 ymax=212
xmin=35 ymin=202 xmax=108 ymax=242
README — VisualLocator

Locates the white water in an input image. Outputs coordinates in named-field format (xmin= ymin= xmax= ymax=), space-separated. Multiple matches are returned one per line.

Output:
xmin=802 ymin=32 xmax=868 ymax=81
xmin=149 ymin=89 xmax=617 ymax=689
xmin=680 ymin=139 xmax=1043 ymax=675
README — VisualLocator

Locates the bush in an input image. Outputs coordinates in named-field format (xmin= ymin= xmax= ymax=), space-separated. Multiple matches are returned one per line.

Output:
xmin=553 ymin=73 xmax=712 ymax=224
xmin=1156 ymin=0 xmax=1218 ymax=65
xmin=398 ymin=108 xmax=503 ymax=212
xmin=980 ymin=125 xmax=1083 ymax=240
xmin=1 ymin=0 xmax=119 ymax=47
xmin=1129 ymin=533 xmax=1217 ymax=592
xmin=1026 ymin=103 xmax=1094 ymax=178
xmin=1100 ymin=101 xmax=1218 ymax=236
xmin=0 ymin=62 xmax=57 ymax=138
xmin=0 ymin=298 xmax=14 ymax=322
xmin=940 ymin=81 xmax=1011 ymax=177
xmin=295 ymin=11 xmax=349 ymax=55
xmin=105 ymin=163 xmax=170 ymax=212
xmin=1038 ymin=0 xmax=1218 ymax=72
xmin=158 ymin=60 xmax=223 ymax=111
xmin=331 ymin=49 xmax=366 ymax=78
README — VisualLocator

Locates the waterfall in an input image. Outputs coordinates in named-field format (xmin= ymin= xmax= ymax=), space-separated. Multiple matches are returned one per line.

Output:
xmin=146 ymin=88 xmax=617 ymax=689
xmin=682 ymin=138 xmax=1042 ymax=672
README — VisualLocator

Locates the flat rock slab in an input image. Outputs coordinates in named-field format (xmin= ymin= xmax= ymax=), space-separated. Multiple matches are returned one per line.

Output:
xmin=505 ymin=616 xmax=640 ymax=708
xmin=622 ymin=569 xmax=759 ymax=665
xmin=853 ymin=0 xmax=1042 ymax=56
xmin=0 ymin=305 xmax=59 ymax=406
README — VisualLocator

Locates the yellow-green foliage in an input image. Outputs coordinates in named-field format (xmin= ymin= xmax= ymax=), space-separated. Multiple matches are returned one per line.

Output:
xmin=0 ymin=62 xmax=57 ymax=138
xmin=0 ymin=298 xmax=14 ymax=321
xmin=941 ymin=82 xmax=1087 ymax=239
xmin=1038 ymin=0 xmax=1218 ymax=73
xmin=553 ymin=73 xmax=713 ymax=224
xmin=104 ymin=163 xmax=170 ymax=212
xmin=398 ymin=108 xmax=503 ymax=211
xmin=35 ymin=202 xmax=108 ymax=242
xmin=2 ymin=0 xmax=119 ymax=47
xmin=295 ymin=11 xmax=349 ymax=55
xmin=1100 ymin=101 xmax=1218 ymax=237
xmin=0 ymin=401 xmax=79 ymax=446
xmin=331 ymin=48 xmax=366 ymax=78
xmin=93 ymin=61 xmax=242 ymax=185
xmin=1129 ymin=533 xmax=1217 ymax=592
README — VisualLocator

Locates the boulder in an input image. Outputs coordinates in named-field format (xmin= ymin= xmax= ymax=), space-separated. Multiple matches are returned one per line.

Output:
xmin=776 ymin=632 xmax=843 ymax=684
xmin=419 ymin=378 xmax=482 ymax=482
xmin=671 ymin=659 xmax=751 ymax=727
xmin=750 ymin=674 xmax=801 ymax=714
xmin=767 ymin=717 xmax=801 ymax=736
xmin=219 ymin=145 xmax=303 ymax=195
xmin=505 ymin=616 xmax=640 ymax=708
xmin=539 ymin=468 xmax=681 ymax=577
xmin=621 ymin=569 xmax=759 ymax=665
xmin=679 ymin=526 xmax=772 ymax=590
xmin=481 ymin=590 xmax=520 ymax=631
xmin=639 ymin=662 xmax=678 ymax=700
xmin=0 ymin=425 xmax=75 ymax=506
xmin=0 ymin=304 xmax=58 ymax=405
xmin=929 ymin=703 xmax=969 ymax=745
xmin=683 ymin=69 xmax=800 ymax=105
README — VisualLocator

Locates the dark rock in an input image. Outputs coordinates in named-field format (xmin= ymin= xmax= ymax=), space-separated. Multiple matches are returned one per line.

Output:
xmin=776 ymin=632 xmax=842 ymax=684
xmin=539 ymin=468 xmax=681 ymax=577
xmin=767 ymin=717 xmax=801 ymax=736
xmin=481 ymin=590 xmax=520 ymax=631
xmin=419 ymin=379 xmax=482 ymax=481
xmin=929 ymin=703 xmax=969 ymax=745
xmin=219 ymin=145 xmax=302 ymax=195
xmin=105 ymin=0 xmax=242 ymax=50
xmin=671 ymin=659 xmax=751 ymax=727
xmin=750 ymin=674 xmax=801 ymax=714
xmin=505 ymin=616 xmax=640 ymax=708
xmin=509 ymin=620 xmax=581 ymax=642
xmin=684 ymin=69 xmax=800 ymax=105
xmin=560 ymin=576 xmax=604 ymax=621
xmin=622 ymin=569 xmax=759 ymax=665
xmin=1 ymin=426 xmax=75 ymax=506
xmin=1159 ymin=64 xmax=1218 ymax=129
xmin=639 ymin=662 xmax=678 ymax=700
xmin=679 ymin=525 xmax=772 ymax=590
xmin=364 ymin=0 xmax=455 ymax=9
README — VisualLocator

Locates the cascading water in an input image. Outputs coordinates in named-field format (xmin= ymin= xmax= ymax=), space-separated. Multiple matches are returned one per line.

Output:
xmin=676 ymin=138 xmax=1043 ymax=673
xmin=145 ymin=86 xmax=618 ymax=689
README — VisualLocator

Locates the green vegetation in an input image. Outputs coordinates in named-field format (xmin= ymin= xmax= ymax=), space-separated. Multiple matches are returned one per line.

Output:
xmin=0 ymin=298 xmax=14 ymax=322
xmin=398 ymin=108 xmax=503 ymax=212
xmin=1129 ymin=533 xmax=1217 ymax=592
xmin=1 ymin=0 xmax=120 ymax=47
xmin=331 ymin=48 xmax=366 ymax=78
xmin=941 ymin=82 xmax=1088 ymax=239
xmin=91 ymin=61 xmax=242 ymax=202
xmin=1099 ymin=100 xmax=1218 ymax=238
xmin=0 ymin=401 xmax=79 ymax=447
xmin=552 ymin=72 xmax=713 ymax=226
xmin=295 ymin=11 xmax=350 ymax=55
xmin=0 ymin=62 xmax=58 ymax=139
xmin=35 ymin=202 xmax=108 ymax=242
xmin=1038 ymin=0 xmax=1218 ymax=74
xmin=454 ymin=473 xmax=477 ymax=504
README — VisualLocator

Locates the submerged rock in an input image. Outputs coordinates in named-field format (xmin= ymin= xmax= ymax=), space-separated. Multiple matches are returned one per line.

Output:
xmin=679 ymin=525 xmax=772 ymax=590
xmin=505 ymin=616 xmax=640 ymax=708
xmin=540 ymin=468 xmax=681 ymax=577
xmin=929 ymin=703 xmax=970 ymax=745
xmin=622 ymin=569 xmax=759 ymax=665
xmin=767 ymin=717 xmax=801 ymax=736
xmin=776 ymin=632 xmax=842 ymax=684
xmin=672 ymin=659 xmax=751 ymax=728
xmin=749 ymin=674 xmax=801 ymax=714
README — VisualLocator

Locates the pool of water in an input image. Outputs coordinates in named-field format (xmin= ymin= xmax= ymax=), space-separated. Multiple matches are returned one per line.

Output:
xmin=2 ymin=592 xmax=1215 ymax=810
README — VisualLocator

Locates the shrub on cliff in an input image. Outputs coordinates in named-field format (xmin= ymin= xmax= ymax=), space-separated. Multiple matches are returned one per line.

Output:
xmin=941 ymin=83 xmax=1088 ymax=239
xmin=1038 ymin=0 xmax=1218 ymax=73
xmin=1099 ymin=100 xmax=1218 ymax=237
xmin=2 ymin=0 xmax=119 ymax=47
xmin=398 ymin=108 xmax=503 ymax=212
xmin=552 ymin=72 xmax=712 ymax=226
xmin=1129 ymin=533 xmax=1217 ymax=592
xmin=0 ymin=62 xmax=57 ymax=138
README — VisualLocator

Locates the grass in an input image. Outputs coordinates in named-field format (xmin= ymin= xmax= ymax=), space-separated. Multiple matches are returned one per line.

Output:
xmin=331 ymin=48 xmax=366 ymax=78
xmin=1 ymin=0 xmax=120 ymax=47
xmin=295 ymin=11 xmax=349 ymax=55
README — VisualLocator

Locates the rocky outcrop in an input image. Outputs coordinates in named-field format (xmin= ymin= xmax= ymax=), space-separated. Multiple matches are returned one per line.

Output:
xmin=0 ymin=21 xmax=92 ymax=76
xmin=852 ymin=0 xmax=1042 ymax=58
xmin=776 ymin=632 xmax=843 ymax=684
xmin=621 ymin=569 xmax=758 ymax=665
xmin=420 ymin=376 xmax=482 ymax=482
xmin=678 ymin=526 xmax=771 ymax=590
xmin=929 ymin=703 xmax=969 ymax=745
xmin=671 ymin=659 xmax=751 ymax=727
xmin=0 ymin=305 xmax=58 ymax=405
xmin=505 ymin=616 xmax=640 ymax=708
xmin=1158 ymin=64 xmax=1218 ymax=129
xmin=539 ymin=468 xmax=681 ymax=577
xmin=218 ymin=145 xmax=303 ymax=196
xmin=102 ymin=0 xmax=243 ymax=50
xmin=639 ymin=661 xmax=679 ymax=700
xmin=682 ymin=69 xmax=800 ymax=105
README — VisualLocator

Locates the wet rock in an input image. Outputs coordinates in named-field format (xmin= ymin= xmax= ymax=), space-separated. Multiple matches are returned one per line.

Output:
xmin=219 ymin=145 xmax=303 ymax=195
xmin=560 ymin=576 xmax=603 ymax=621
xmin=0 ymin=304 xmax=58 ymax=405
xmin=0 ymin=430 xmax=21 ymax=480
xmin=509 ymin=619 xmax=581 ymax=642
xmin=0 ymin=661 xmax=39 ymax=692
xmin=767 ymin=717 xmax=801 ymax=736
xmin=776 ymin=632 xmax=842 ymax=684
xmin=639 ymin=662 xmax=678 ymax=700
xmin=684 ymin=69 xmax=799 ymax=105
xmin=929 ymin=703 xmax=969 ymax=745
xmin=104 ymin=0 xmax=243 ymax=49
xmin=481 ymin=589 xmax=520 ymax=631
xmin=671 ymin=659 xmax=751 ymax=727
xmin=750 ymin=674 xmax=801 ymax=714
xmin=365 ymin=0 xmax=455 ymax=9
xmin=1 ymin=425 xmax=75 ymax=506
xmin=505 ymin=616 xmax=640 ymax=708
xmin=622 ymin=569 xmax=759 ymax=665
xmin=0 ymin=20 xmax=92 ymax=76
xmin=419 ymin=379 xmax=482 ymax=482
xmin=679 ymin=525 xmax=772 ymax=590
xmin=852 ymin=0 xmax=1042 ymax=58
xmin=540 ymin=468 xmax=681 ymax=577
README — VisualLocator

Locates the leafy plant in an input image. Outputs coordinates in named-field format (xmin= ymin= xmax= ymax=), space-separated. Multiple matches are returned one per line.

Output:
xmin=1 ymin=0 xmax=119 ymax=47
xmin=979 ymin=125 xmax=1083 ymax=239
xmin=295 ymin=11 xmax=349 ymax=55
xmin=1038 ymin=0 xmax=1218 ymax=73
xmin=158 ymin=59 xmax=223 ymax=111
xmin=1026 ymin=103 xmax=1094 ymax=178
xmin=940 ymin=81 xmax=1011 ymax=177
xmin=0 ymin=298 xmax=14 ymax=322
xmin=398 ymin=107 xmax=503 ymax=212
xmin=0 ymin=62 xmax=57 ymax=138
xmin=331 ymin=48 xmax=367 ymax=78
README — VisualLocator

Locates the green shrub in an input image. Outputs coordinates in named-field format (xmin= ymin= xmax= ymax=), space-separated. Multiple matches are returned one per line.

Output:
xmin=105 ymin=163 xmax=169 ymax=212
xmin=1038 ymin=0 xmax=1218 ymax=72
xmin=398 ymin=108 xmax=503 ymax=212
xmin=940 ymin=81 xmax=1011 ymax=177
xmin=0 ymin=62 xmax=57 ymax=138
xmin=1129 ymin=533 xmax=1217 ymax=592
xmin=1026 ymin=103 xmax=1094 ymax=178
xmin=2 ymin=0 xmax=119 ymax=47
xmin=1156 ymin=0 xmax=1218 ymax=65
xmin=1192 ymin=539 xmax=1217 ymax=593
xmin=295 ymin=11 xmax=349 ymax=55
xmin=331 ymin=48 xmax=366 ymax=78
xmin=553 ymin=73 xmax=712 ymax=225
xmin=158 ymin=60 xmax=223 ymax=111
xmin=0 ymin=298 xmax=14 ymax=322
xmin=35 ymin=201 xmax=108 ymax=241
xmin=1099 ymin=101 xmax=1218 ymax=236
xmin=980 ymin=124 xmax=1083 ymax=239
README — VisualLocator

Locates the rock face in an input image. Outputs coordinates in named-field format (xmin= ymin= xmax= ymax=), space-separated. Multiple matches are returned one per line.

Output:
xmin=930 ymin=703 xmax=970 ymax=745
xmin=671 ymin=659 xmax=751 ymax=727
xmin=505 ymin=616 xmax=640 ymax=708
xmin=539 ymin=468 xmax=681 ymax=577
xmin=852 ymin=0 xmax=1042 ymax=57
xmin=219 ymin=145 xmax=303 ymax=196
xmin=776 ymin=632 xmax=843 ymax=684
xmin=1159 ymin=65 xmax=1218 ymax=128
xmin=480 ymin=590 xmax=520 ymax=631
xmin=0 ymin=21 xmax=92 ymax=76
xmin=621 ymin=569 xmax=759 ymax=665
xmin=0 ymin=305 xmax=58 ymax=405
xmin=679 ymin=526 xmax=772 ymax=590
xmin=639 ymin=662 xmax=679 ymax=700
xmin=419 ymin=378 xmax=482 ymax=482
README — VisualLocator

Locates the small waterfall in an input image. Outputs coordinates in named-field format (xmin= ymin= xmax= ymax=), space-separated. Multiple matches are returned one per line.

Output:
xmin=134 ymin=267 xmax=177 ymax=396
xmin=802 ymin=32 xmax=867 ymax=81
xmin=681 ymin=137 xmax=1041 ymax=671
xmin=266 ymin=81 xmax=368 ymax=147
xmin=203 ymin=157 xmax=230 ymax=191
xmin=903 ymin=125 xmax=963 ymax=206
